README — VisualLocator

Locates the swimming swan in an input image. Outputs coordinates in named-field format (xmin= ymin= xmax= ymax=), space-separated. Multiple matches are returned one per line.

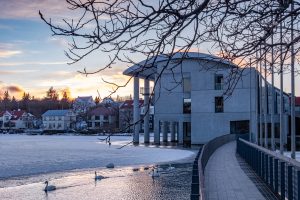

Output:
xmin=44 ymin=181 xmax=56 ymax=192
xmin=167 ymin=164 xmax=175 ymax=171
xmin=95 ymin=171 xmax=104 ymax=180
xmin=149 ymin=168 xmax=160 ymax=177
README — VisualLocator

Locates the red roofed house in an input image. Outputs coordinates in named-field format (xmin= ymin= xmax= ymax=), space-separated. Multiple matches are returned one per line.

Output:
xmin=0 ymin=110 xmax=35 ymax=130
xmin=87 ymin=106 xmax=118 ymax=131
xmin=119 ymin=100 xmax=143 ymax=132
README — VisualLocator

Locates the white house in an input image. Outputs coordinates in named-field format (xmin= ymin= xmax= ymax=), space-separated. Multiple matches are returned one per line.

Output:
xmin=42 ymin=110 xmax=76 ymax=131
xmin=0 ymin=111 xmax=12 ymax=129
xmin=73 ymin=96 xmax=96 ymax=114
xmin=123 ymin=52 xmax=291 ymax=145
xmin=0 ymin=110 xmax=35 ymax=130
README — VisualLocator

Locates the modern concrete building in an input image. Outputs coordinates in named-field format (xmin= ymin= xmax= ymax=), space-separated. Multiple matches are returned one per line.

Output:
xmin=123 ymin=52 xmax=291 ymax=146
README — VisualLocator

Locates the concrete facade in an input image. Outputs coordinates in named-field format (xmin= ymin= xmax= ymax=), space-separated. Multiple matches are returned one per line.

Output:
xmin=123 ymin=52 xmax=290 ymax=145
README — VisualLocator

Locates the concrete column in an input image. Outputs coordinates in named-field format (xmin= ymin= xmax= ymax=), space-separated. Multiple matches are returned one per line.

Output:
xmin=178 ymin=121 xmax=183 ymax=144
xmin=162 ymin=121 xmax=168 ymax=143
xmin=133 ymin=77 xmax=140 ymax=144
xmin=154 ymin=119 xmax=160 ymax=144
xmin=170 ymin=121 xmax=176 ymax=142
xmin=144 ymin=79 xmax=150 ymax=144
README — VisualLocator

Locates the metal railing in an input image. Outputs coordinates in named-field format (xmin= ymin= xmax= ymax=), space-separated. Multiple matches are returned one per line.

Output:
xmin=237 ymin=138 xmax=300 ymax=200
xmin=191 ymin=149 xmax=201 ymax=200
xmin=191 ymin=133 xmax=247 ymax=200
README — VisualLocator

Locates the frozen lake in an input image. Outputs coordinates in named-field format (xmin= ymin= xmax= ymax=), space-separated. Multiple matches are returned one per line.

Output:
xmin=0 ymin=134 xmax=196 ymax=200
xmin=0 ymin=134 xmax=194 ymax=179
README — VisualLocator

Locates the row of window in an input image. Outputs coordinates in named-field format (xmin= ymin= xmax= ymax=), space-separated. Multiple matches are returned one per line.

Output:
xmin=44 ymin=116 xmax=63 ymax=121
xmin=87 ymin=116 xmax=109 ymax=120
xmin=47 ymin=123 xmax=62 ymax=129
xmin=183 ymin=97 xmax=224 ymax=114
xmin=87 ymin=122 xmax=110 ymax=127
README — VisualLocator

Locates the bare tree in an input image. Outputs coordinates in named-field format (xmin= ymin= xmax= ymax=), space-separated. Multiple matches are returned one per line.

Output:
xmin=39 ymin=0 xmax=299 ymax=94
xmin=40 ymin=0 xmax=300 ymax=149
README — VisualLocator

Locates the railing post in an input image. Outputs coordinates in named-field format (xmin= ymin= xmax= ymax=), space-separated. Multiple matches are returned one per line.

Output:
xmin=288 ymin=165 xmax=293 ymax=200
xmin=297 ymin=170 xmax=300 ymax=200
xmin=281 ymin=161 xmax=286 ymax=200
xmin=262 ymin=152 xmax=265 ymax=180
xmin=275 ymin=158 xmax=279 ymax=193
xmin=265 ymin=154 xmax=269 ymax=183
xmin=259 ymin=151 xmax=262 ymax=177
xmin=269 ymin=156 xmax=274 ymax=190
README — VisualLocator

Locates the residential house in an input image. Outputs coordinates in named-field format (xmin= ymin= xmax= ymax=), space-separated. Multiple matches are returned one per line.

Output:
xmin=119 ymin=99 xmax=144 ymax=132
xmin=42 ymin=110 xmax=76 ymax=131
xmin=0 ymin=110 xmax=35 ymax=130
xmin=87 ymin=106 xmax=118 ymax=131
xmin=0 ymin=111 xmax=12 ymax=129
xmin=73 ymin=96 xmax=96 ymax=114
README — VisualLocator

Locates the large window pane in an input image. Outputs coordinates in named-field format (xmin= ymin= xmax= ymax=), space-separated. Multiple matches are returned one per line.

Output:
xmin=183 ymin=98 xmax=191 ymax=114
xmin=215 ymin=74 xmax=223 ymax=90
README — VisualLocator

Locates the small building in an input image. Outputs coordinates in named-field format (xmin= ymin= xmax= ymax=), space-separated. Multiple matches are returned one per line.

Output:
xmin=73 ymin=96 xmax=96 ymax=114
xmin=10 ymin=110 xmax=35 ymax=129
xmin=0 ymin=110 xmax=35 ymax=130
xmin=42 ymin=110 xmax=76 ymax=131
xmin=87 ymin=106 xmax=118 ymax=131
xmin=0 ymin=111 xmax=12 ymax=129
xmin=119 ymin=99 xmax=142 ymax=132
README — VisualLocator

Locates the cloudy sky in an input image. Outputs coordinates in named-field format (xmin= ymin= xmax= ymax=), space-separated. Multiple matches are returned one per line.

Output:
xmin=0 ymin=0 xmax=135 ymax=99
xmin=0 ymin=0 xmax=299 ymax=100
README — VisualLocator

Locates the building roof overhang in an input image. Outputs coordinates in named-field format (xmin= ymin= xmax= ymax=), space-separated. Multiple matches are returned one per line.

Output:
xmin=123 ymin=52 xmax=236 ymax=79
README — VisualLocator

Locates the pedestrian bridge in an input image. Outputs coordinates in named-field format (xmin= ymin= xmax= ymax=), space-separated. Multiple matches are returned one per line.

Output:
xmin=191 ymin=134 xmax=287 ymax=200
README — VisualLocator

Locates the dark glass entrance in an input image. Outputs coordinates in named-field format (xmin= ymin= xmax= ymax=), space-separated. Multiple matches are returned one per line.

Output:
xmin=183 ymin=122 xmax=191 ymax=146
xmin=230 ymin=120 xmax=249 ymax=134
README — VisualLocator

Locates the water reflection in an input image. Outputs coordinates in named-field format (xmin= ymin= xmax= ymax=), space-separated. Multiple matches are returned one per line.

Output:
xmin=0 ymin=163 xmax=192 ymax=200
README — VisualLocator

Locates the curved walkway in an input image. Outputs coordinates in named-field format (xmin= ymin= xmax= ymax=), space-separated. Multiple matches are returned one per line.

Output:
xmin=204 ymin=141 xmax=272 ymax=200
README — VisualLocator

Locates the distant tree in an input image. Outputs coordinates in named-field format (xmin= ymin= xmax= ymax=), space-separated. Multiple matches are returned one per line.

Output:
xmin=21 ymin=92 xmax=30 ymax=111
xmin=61 ymin=90 xmax=71 ymax=109
xmin=94 ymin=96 xmax=100 ymax=105
xmin=3 ymin=90 xmax=10 ymax=110
xmin=11 ymin=96 xmax=18 ymax=110
xmin=46 ymin=87 xmax=59 ymax=101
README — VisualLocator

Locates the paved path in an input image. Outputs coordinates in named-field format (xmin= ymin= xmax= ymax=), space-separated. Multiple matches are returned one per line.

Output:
xmin=204 ymin=141 xmax=272 ymax=200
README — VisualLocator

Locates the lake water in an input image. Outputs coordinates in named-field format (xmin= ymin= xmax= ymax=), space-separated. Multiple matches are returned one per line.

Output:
xmin=0 ymin=135 xmax=195 ymax=200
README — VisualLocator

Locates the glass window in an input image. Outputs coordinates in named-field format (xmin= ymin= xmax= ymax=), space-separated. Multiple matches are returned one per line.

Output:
xmin=95 ymin=116 xmax=100 ymax=120
xmin=95 ymin=122 xmax=100 ymax=127
xmin=103 ymin=115 xmax=109 ymax=120
xmin=215 ymin=97 xmax=224 ymax=113
xmin=183 ymin=98 xmax=191 ymax=114
xmin=215 ymin=74 xmax=223 ymax=90
xmin=230 ymin=120 xmax=249 ymax=134
xmin=183 ymin=78 xmax=191 ymax=93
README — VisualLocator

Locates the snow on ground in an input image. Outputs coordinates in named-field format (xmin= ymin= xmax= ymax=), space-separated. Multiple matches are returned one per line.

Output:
xmin=0 ymin=134 xmax=195 ymax=179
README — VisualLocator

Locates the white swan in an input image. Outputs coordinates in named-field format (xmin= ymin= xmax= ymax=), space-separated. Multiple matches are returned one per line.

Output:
xmin=167 ymin=164 xmax=175 ymax=171
xmin=156 ymin=165 xmax=163 ymax=172
xmin=149 ymin=168 xmax=160 ymax=177
xmin=95 ymin=171 xmax=104 ymax=180
xmin=44 ymin=181 xmax=56 ymax=192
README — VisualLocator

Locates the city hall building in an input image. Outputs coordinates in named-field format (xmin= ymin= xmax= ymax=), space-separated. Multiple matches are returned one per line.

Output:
xmin=123 ymin=52 xmax=291 ymax=145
